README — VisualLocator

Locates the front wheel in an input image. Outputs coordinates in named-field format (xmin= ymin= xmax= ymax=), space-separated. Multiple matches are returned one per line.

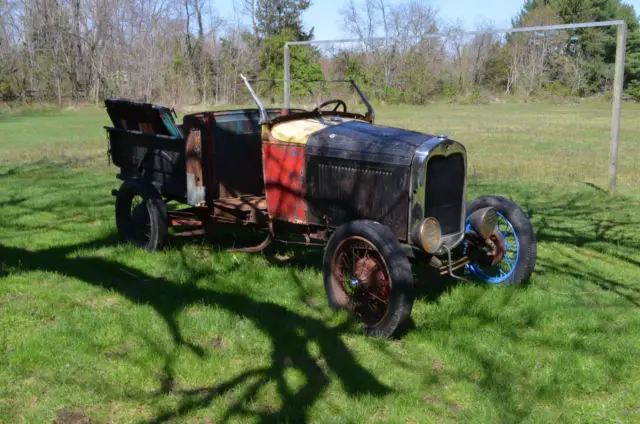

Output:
xmin=465 ymin=195 xmax=536 ymax=285
xmin=323 ymin=220 xmax=414 ymax=338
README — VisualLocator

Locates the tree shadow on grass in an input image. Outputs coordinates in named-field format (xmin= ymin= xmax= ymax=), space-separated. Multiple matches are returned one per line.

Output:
xmin=0 ymin=238 xmax=391 ymax=423
xmin=6 ymin=164 xmax=640 ymax=421
xmin=472 ymin=181 xmax=640 ymax=250
xmin=468 ymin=181 xmax=640 ymax=300
xmin=502 ymin=183 xmax=640 ymax=305
xmin=201 ymin=229 xmax=463 ymax=338
xmin=395 ymin=183 xmax=640 ymax=421
xmin=0 ymin=167 xmax=20 ymax=179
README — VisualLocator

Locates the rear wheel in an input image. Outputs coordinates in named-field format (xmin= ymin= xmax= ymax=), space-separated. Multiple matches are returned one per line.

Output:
xmin=323 ymin=220 xmax=414 ymax=338
xmin=115 ymin=180 xmax=168 ymax=252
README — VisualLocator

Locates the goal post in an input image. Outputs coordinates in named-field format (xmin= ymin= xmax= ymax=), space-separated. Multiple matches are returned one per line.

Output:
xmin=284 ymin=20 xmax=628 ymax=194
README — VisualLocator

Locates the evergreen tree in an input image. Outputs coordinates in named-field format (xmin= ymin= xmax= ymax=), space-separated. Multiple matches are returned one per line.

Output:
xmin=254 ymin=0 xmax=313 ymax=41
xmin=513 ymin=0 xmax=639 ymax=93
xmin=250 ymin=0 xmax=322 ymax=97
xmin=626 ymin=22 xmax=640 ymax=99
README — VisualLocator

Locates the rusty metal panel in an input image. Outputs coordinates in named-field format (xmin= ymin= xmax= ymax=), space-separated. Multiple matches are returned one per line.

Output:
xmin=182 ymin=112 xmax=218 ymax=211
xmin=186 ymin=128 xmax=205 ymax=206
xmin=139 ymin=122 xmax=154 ymax=133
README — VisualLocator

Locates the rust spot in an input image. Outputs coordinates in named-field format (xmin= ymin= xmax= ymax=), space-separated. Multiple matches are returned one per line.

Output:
xmin=139 ymin=122 xmax=153 ymax=134
xmin=186 ymin=129 xmax=203 ymax=181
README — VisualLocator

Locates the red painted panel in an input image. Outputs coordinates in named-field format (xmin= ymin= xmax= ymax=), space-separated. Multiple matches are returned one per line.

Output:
xmin=263 ymin=143 xmax=307 ymax=222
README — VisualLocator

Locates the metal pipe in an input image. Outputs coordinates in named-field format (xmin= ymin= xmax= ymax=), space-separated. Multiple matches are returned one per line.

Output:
xmin=610 ymin=22 xmax=627 ymax=195
xmin=350 ymin=79 xmax=375 ymax=122
xmin=240 ymin=73 xmax=268 ymax=124
xmin=285 ymin=21 xmax=626 ymax=47
xmin=284 ymin=20 xmax=628 ymax=192
xmin=284 ymin=44 xmax=290 ymax=109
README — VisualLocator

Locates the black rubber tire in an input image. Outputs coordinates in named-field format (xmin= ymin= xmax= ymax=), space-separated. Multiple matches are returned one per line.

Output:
xmin=323 ymin=220 xmax=414 ymax=338
xmin=115 ymin=180 xmax=168 ymax=252
xmin=466 ymin=195 xmax=537 ymax=285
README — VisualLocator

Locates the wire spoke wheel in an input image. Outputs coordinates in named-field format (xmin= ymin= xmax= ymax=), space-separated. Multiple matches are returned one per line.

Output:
xmin=464 ymin=195 xmax=537 ymax=286
xmin=330 ymin=236 xmax=392 ymax=327
xmin=323 ymin=220 xmax=413 ymax=337
xmin=466 ymin=212 xmax=519 ymax=283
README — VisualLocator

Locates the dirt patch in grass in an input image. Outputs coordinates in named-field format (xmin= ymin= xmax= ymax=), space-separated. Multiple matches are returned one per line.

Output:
xmin=423 ymin=395 xmax=462 ymax=415
xmin=103 ymin=344 xmax=131 ymax=360
xmin=209 ymin=336 xmax=224 ymax=349
xmin=54 ymin=408 xmax=101 ymax=424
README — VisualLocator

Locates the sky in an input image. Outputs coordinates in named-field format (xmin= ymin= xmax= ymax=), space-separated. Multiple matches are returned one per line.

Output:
xmin=213 ymin=0 xmax=640 ymax=40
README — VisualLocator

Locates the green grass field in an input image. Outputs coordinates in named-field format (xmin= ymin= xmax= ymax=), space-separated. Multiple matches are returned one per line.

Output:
xmin=2 ymin=102 xmax=640 ymax=423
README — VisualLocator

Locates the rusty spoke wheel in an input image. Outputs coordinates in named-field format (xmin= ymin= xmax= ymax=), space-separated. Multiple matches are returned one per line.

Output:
xmin=323 ymin=220 xmax=414 ymax=338
xmin=332 ymin=236 xmax=391 ymax=327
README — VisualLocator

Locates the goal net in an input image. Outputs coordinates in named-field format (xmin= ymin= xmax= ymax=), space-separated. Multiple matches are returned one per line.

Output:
xmin=284 ymin=21 xmax=630 ymax=194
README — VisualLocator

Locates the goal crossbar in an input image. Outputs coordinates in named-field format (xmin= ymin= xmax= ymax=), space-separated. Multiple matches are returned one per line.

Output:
xmin=283 ymin=20 xmax=628 ymax=194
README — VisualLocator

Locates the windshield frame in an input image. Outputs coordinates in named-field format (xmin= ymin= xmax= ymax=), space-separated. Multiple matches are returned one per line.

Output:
xmin=239 ymin=75 xmax=375 ymax=125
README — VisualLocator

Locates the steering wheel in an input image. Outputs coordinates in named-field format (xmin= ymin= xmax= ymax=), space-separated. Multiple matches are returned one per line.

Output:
xmin=314 ymin=99 xmax=347 ymax=114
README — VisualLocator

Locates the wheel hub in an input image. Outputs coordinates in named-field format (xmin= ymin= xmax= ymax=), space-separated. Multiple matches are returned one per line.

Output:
xmin=352 ymin=256 xmax=390 ymax=311
xmin=354 ymin=257 xmax=380 ymax=286
xmin=486 ymin=230 xmax=505 ymax=266
xmin=331 ymin=237 xmax=391 ymax=325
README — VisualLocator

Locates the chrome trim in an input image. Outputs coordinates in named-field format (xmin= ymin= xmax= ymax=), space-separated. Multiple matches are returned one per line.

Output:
xmin=409 ymin=136 xmax=467 ymax=251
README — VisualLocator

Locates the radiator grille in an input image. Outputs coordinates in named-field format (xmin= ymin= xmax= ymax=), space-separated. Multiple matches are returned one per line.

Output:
xmin=425 ymin=153 xmax=465 ymax=235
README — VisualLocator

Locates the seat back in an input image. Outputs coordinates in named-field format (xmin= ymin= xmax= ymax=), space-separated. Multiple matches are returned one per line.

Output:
xmin=105 ymin=98 xmax=183 ymax=138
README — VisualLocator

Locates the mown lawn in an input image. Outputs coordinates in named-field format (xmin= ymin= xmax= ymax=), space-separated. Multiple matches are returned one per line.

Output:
xmin=1 ymin=102 xmax=640 ymax=423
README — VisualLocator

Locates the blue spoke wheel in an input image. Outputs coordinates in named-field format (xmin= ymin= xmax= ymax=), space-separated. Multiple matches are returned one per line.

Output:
xmin=464 ymin=195 xmax=537 ymax=286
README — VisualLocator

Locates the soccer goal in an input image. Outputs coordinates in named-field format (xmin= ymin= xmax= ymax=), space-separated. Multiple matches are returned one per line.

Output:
xmin=284 ymin=21 xmax=628 ymax=194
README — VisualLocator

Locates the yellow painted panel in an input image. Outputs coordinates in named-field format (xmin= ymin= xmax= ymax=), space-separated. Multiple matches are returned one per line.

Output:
xmin=270 ymin=118 xmax=354 ymax=145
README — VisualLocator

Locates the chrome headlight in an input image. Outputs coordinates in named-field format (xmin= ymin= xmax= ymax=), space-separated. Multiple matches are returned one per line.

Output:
xmin=468 ymin=207 xmax=498 ymax=239
xmin=412 ymin=217 xmax=443 ymax=254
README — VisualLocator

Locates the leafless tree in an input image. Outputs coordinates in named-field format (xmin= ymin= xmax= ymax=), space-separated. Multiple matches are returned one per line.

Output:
xmin=506 ymin=6 xmax=566 ymax=95
xmin=0 ymin=0 xmax=602 ymax=106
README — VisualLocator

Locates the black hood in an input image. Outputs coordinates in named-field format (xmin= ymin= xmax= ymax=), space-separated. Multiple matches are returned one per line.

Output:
xmin=306 ymin=120 xmax=433 ymax=166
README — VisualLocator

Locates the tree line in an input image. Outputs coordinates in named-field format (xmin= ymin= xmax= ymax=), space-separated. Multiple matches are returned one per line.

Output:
xmin=331 ymin=0 xmax=640 ymax=103
xmin=0 ymin=0 xmax=638 ymax=105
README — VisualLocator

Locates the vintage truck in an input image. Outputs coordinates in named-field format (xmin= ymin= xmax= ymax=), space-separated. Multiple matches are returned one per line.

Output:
xmin=105 ymin=77 xmax=536 ymax=337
